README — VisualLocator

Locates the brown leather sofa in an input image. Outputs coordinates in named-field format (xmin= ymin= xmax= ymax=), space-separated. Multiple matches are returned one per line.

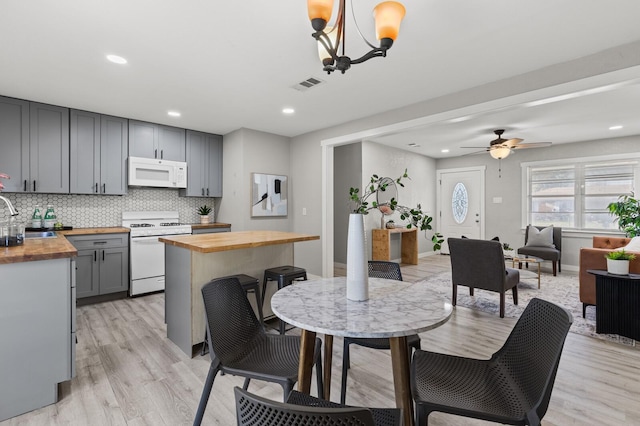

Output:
xmin=579 ymin=236 xmax=640 ymax=317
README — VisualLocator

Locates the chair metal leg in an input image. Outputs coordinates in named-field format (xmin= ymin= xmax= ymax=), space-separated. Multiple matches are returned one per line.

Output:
xmin=340 ymin=340 xmax=350 ymax=405
xmin=243 ymin=377 xmax=250 ymax=390
xmin=193 ymin=363 xmax=220 ymax=426
xmin=315 ymin=345 xmax=324 ymax=399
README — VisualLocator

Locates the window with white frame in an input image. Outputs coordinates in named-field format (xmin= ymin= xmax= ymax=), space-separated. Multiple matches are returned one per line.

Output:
xmin=523 ymin=156 xmax=639 ymax=231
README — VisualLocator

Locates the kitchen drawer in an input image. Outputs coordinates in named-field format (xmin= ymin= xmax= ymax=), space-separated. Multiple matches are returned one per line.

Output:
xmin=66 ymin=233 xmax=128 ymax=250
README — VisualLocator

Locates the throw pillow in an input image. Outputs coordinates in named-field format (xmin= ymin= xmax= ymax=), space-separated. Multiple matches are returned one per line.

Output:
xmin=525 ymin=225 xmax=555 ymax=248
xmin=617 ymin=236 xmax=640 ymax=252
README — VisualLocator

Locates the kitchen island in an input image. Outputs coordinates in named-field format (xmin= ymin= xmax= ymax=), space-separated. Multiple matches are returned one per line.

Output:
xmin=159 ymin=230 xmax=319 ymax=357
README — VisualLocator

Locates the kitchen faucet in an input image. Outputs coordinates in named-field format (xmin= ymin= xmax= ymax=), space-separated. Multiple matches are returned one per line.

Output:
xmin=0 ymin=195 xmax=19 ymax=216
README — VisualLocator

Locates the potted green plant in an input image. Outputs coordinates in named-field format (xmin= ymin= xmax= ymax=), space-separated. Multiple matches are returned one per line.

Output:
xmin=349 ymin=169 xmax=443 ymax=250
xmin=605 ymin=249 xmax=636 ymax=275
xmin=607 ymin=193 xmax=640 ymax=237
xmin=198 ymin=205 xmax=212 ymax=224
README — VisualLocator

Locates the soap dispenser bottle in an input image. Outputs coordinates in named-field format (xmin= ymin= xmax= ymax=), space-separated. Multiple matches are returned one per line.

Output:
xmin=43 ymin=205 xmax=56 ymax=229
xmin=32 ymin=204 xmax=43 ymax=229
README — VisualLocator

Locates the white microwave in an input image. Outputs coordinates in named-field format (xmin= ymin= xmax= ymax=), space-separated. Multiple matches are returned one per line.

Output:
xmin=128 ymin=156 xmax=187 ymax=188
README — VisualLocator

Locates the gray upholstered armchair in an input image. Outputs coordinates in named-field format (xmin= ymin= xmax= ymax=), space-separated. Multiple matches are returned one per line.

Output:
xmin=448 ymin=237 xmax=520 ymax=318
xmin=517 ymin=225 xmax=562 ymax=276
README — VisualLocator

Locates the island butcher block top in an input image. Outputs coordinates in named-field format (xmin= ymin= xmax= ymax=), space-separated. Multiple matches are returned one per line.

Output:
xmin=159 ymin=230 xmax=319 ymax=253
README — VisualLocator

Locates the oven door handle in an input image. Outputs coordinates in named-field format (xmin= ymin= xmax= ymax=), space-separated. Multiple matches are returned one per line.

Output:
xmin=131 ymin=237 xmax=163 ymax=244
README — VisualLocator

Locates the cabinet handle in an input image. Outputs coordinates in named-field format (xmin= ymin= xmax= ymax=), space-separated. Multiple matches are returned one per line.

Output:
xmin=24 ymin=180 xmax=27 ymax=191
xmin=93 ymin=241 xmax=107 ymax=245
xmin=207 ymin=188 xmax=209 ymax=196
xmin=33 ymin=180 xmax=36 ymax=192
xmin=103 ymin=183 xmax=106 ymax=193
xmin=94 ymin=251 xmax=97 ymax=262
xmin=95 ymin=183 xmax=98 ymax=193
xmin=160 ymin=150 xmax=164 ymax=159
xmin=155 ymin=149 xmax=158 ymax=158
xmin=201 ymin=188 xmax=204 ymax=196
xmin=102 ymin=251 xmax=105 ymax=262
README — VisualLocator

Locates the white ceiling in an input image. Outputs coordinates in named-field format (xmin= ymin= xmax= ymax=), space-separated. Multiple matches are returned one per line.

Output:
xmin=1 ymin=1 xmax=640 ymax=157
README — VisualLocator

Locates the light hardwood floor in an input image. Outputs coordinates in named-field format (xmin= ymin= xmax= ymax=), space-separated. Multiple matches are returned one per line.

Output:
xmin=3 ymin=255 xmax=640 ymax=425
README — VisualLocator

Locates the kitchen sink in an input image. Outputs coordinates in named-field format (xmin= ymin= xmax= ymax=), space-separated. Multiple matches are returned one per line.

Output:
xmin=25 ymin=231 xmax=58 ymax=239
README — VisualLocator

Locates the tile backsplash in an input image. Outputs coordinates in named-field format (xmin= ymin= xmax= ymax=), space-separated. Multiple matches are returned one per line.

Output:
xmin=0 ymin=188 xmax=217 ymax=227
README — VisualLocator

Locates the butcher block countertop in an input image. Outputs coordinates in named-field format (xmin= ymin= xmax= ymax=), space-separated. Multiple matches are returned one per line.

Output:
xmin=0 ymin=227 xmax=130 ymax=264
xmin=59 ymin=227 xmax=130 ymax=236
xmin=0 ymin=235 xmax=77 ymax=264
xmin=159 ymin=230 xmax=319 ymax=253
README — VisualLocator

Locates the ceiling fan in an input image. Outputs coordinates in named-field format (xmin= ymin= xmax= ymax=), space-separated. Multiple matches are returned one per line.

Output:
xmin=463 ymin=129 xmax=552 ymax=159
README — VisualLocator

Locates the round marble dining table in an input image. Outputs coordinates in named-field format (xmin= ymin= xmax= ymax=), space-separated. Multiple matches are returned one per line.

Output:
xmin=271 ymin=276 xmax=453 ymax=426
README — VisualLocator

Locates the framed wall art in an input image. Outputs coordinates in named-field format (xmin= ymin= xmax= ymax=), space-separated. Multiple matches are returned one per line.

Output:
xmin=251 ymin=173 xmax=288 ymax=217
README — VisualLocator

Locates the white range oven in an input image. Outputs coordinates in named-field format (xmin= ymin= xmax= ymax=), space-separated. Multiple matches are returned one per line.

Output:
xmin=122 ymin=211 xmax=191 ymax=296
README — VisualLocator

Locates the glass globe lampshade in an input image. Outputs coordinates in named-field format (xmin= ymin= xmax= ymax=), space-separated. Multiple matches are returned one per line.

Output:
xmin=490 ymin=147 xmax=511 ymax=160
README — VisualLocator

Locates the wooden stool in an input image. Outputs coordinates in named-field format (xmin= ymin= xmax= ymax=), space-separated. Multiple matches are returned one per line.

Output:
xmin=201 ymin=274 xmax=261 ymax=356
xmin=262 ymin=266 xmax=307 ymax=334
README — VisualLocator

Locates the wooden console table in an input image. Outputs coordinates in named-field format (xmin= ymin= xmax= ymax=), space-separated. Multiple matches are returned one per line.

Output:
xmin=588 ymin=269 xmax=640 ymax=340
xmin=372 ymin=228 xmax=418 ymax=265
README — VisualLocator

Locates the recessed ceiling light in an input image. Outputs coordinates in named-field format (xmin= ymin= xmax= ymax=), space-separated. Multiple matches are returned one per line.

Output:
xmin=106 ymin=54 xmax=127 ymax=64
xmin=167 ymin=111 xmax=181 ymax=117
xmin=408 ymin=143 xmax=421 ymax=148
xmin=609 ymin=125 xmax=623 ymax=130
xmin=441 ymin=149 xmax=449 ymax=153
xmin=282 ymin=107 xmax=295 ymax=114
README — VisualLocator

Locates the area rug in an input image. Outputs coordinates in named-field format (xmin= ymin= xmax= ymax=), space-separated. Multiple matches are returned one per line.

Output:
xmin=415 ymin=269 xmax=637 ymax=347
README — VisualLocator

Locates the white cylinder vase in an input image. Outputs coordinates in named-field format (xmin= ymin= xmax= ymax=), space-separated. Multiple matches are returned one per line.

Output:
xmin=346 ymin=213 xmax=369 ymax=301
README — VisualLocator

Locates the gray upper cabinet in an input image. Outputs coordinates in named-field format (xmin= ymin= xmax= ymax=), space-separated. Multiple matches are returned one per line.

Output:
xmin=0 ymin=97 xmax=29 ymax=193
xmin=70 ymin=110 xmax=128 ymax=195
xmin=180 ymin=130 xmax=223 ymax=197
xmin=29 ymin=102 xmax=70 ymax=193
xmin=0 ymin=97 xmax=69 ymax=193
xmin=129 ymin=120 xmax=185 ymax=162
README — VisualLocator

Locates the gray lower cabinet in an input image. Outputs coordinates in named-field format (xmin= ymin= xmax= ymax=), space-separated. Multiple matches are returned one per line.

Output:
xmin=0 ymin=257 xmax=75 ymax=421
xmin=180 ymin=130 xmax=223 ymax=197
xmin=129 ymin=120 xmax=186 ymax=162
xmin=67 ymin=233 xmax=129 ymax=298
xmin=0 ymin=96 xmax=69 ymax=193
xmin=70 ymin=110 xmax=128 ymax=195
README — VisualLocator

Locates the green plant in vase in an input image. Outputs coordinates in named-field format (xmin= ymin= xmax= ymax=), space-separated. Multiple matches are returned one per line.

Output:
xmin=605 ymin=250 xmax=636 ymax=261
xmin=349 ymin=169 xmax=443 ymax=251
xmin=198 ymin=205 xmax=212 ymax=224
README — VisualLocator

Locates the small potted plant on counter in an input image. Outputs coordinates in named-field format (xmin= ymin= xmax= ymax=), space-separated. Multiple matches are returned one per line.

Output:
xmin=198 ymin=205 xmax=212 ymax=224
xmin=605 ymin=249 xmax=636 ymax=275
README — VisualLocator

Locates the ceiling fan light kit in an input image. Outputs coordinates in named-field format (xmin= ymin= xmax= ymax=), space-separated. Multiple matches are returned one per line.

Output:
xmin=462 ymin=129 xmax=552 ymax=160
xmin=307 ymin=0 xmax=406 ymax=74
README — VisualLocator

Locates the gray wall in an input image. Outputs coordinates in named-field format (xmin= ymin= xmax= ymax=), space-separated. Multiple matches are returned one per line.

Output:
xmin=361 ymin=141 xmax=438 ymax=258
xmin=218 ymin=128 xmax=291 ymax=232
xmin=436 ymin=135 xmax=640 ymax=270
xmin=333 ymin=143 xmax=362 ymax=264
xmin=288 ymin=43 xmax=640 ymax=276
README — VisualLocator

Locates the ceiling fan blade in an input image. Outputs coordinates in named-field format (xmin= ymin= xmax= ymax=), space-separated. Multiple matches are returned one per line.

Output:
xmin=461 ymin=150 xmax=488 ymax=156
xmin=460 ymin=146 xmax=489 ymax=149
xmin=511 ymin=142 xmax=552 ymax=149
xmin=503 ymin=138 xmax=524 ymax=147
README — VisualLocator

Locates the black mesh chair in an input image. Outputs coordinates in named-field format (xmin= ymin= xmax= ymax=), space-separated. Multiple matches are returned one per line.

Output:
xmin=411 ymin=298 xmax=573 ymax=426
xmin=340 ymin=260 xmax=421 ymax=405
xmin=194 ymin=277 xmax=324 ymax=426
xmin=235 ymin=387 xmax=402 ymax=426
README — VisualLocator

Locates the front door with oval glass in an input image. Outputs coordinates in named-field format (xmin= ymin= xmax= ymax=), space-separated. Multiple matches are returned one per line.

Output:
xmin=437 ymin=168 xmax=485 ymax=254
